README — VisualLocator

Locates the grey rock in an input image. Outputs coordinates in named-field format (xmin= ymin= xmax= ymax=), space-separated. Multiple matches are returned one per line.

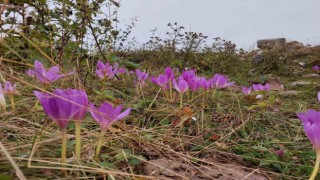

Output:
xmin=257 ymin=38 xmax=286 ymax=50
xmin=252 ymin=50 xmax=264 ymax=63
xmin=280 ymin=91 xmax=300 ymax=96
xmin=302 ymin=74 xmax=320 ymax=78
xmin=291 ymin=80 xmax=315 ymax=86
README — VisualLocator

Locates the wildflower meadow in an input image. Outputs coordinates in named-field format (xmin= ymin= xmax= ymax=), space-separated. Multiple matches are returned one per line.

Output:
xmin=1 ymin=1 xmax=320 ymax=179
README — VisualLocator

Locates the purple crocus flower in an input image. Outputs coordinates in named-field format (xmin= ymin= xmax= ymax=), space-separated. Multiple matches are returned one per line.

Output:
xmin=72 ymin=90 xmax=89 ymax=121
xmin=211 ymin=74 xmax=235 ymax=88
xmin=29 ymin=60 xmax=74 ymax=84
xmin=188 ymin=77 xmax=201 ymax=92
xmin=312 ymin=65 xmax=320 ymax=71
xmin=165 ymin=67 xmax=174 ymax=81
xmin=34 ymin=89 xmax=87 ymax=129
xmin=182 ymin=69 xmax=196 ymax=82
xmin=173 ymin=78 xmax=189 ymax=93
xmin=199 ymin=77 xmax=211 ymax=90
xmin=150 ymin=74 xmax=169 ymax=88
xmin=135 ymin=69 xmax=149 ymax=89
xmin=4 ymin=81 xmax=16 ymax=95
xmin=89 ymin=102 xmax=131 ymax=130
xmin=318 ymin=91 xmax=320 ymax=102
xmin=297 ymin=110 xmax=320 ymax=150
xmin=96 ymin=60 xmax=114 ymax=79
xmin=242 ymin=86 xmax=252 ymax=95
xmin=252 ymin=83 xmax=270 ymax=91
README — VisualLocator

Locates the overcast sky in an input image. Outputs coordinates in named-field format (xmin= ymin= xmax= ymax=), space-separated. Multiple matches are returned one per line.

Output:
xmin=116 ymin=0 xmax=320 ymax=49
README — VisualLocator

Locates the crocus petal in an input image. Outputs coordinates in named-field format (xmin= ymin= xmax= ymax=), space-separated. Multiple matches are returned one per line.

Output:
xmin=71 ymin=90 xmax=88 ymax=121
xmin=318 ymin=91 xmax=320 ymax=102
xmin=97 ymin=61 xmax=105 ymax=70
xmin=117 ymin=108 xmax=131 ymax=120
xmin=297 ymin=110 xmax=320 ymax=149
xmin=242 ymin=86 xmax=252 ymax=95
xmin=89 ymin=102 xmax=105 ymax=124
xmin=44 ymin=65 xmax=60 ymax=82
xmin=89 ymin=101 xmax=131 ymax=130
xmin=173 ymin=79 xmax=189 ymax=93
xmin=0 ymin=83 xmax=6 ymax=109
xmin=4 ymin=81 xmax=16 ymax=95
xmin=34 ymin=60 xmax=46 ymax=75
xmin=165 ymin=67 xmax=174 ymax=80
xmin=158 ymin=74 xmax=168 ymax=86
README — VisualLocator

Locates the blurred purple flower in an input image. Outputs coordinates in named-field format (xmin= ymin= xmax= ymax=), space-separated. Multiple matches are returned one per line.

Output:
xmin=29 ymin=60 xmax=74 ymax=84
xmin=135 ymin=69 xmax=149 ymax=89
xmin=241 ymin=86 xmax=252 ymax=95
xmin=4 ymin=81 xmax=16 ymax=95
xmin=188 ymin=77 xmax=201 ymax=92
xmin=34 ymin=89 xmax=87 ymax=129
xmin=165 ymin=67 xmax=174 ymax=81
xmin=211 ymin=74 xmax=235 ymax=88
xmin=297 ymin=109 xmax=320 ymax=150
xmin=318 ymin=91 xmax=320 ymax=102
xmin=252 ymin=83 xmax=270 ymax=91
xmin=96 ymin=60 xmax=114 ymax=79
xmin=199 ymin=77 xmax=211 ymax=90
xmin=89 ymin=102 xmax=131 ymax=130
xmin=275 ymin=149 xmax=285 ymax=157
xmin=150 ymin=74 xmax=169 ymax=88
xmin=182 ymin=69 xmax=196 ymax=82
xmin=173 ymin=78 xmax=189 ymax=93
xmin=26 ymin=69 xmax=35 ymax=77
xmin=312 ymin=65 xmax=320 ymax=71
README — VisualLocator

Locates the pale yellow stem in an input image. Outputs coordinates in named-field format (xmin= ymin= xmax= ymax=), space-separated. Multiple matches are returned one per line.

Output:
xmin=309 ymin=150 xmax=320 ymax=180
xmin=75 ymin=121 xmax=82 ymax=159
xmin=95 ymin=130 xmax=106 ymax=160
xmin=9 ymin=95 xmax=15 ymax=110
xmin=61 ymin=129 xmax=67 ymax=164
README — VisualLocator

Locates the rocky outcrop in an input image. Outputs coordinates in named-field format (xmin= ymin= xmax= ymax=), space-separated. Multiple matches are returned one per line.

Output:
xmin=257 ymin=38 xmax=286 ymax=50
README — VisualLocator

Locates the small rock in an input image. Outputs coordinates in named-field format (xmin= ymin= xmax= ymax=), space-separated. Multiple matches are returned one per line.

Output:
xmin=252 ymin=54 xmax=264 ymax=64
xmin=291 ymin=81 xmax=315 ymax=86
xmin=298 ymin=62 xmax=306 ymax=67
xmin=302 ymin=74 xmax=320 ymax=78
xmin=280 ymin=91 xmax=300 ymax=96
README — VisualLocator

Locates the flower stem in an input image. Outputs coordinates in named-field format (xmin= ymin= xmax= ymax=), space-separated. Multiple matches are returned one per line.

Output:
xmin=9 ymin=95 xmax=15 ymax=110
xmin=180 ymin=93 xmax=183 ymax=108
xmin=169 ymin=82 xmax=173 ymax=100
xmin=61 ymin=128 xmax=68 ymax=164
xmin=95 ymin=130 xmax=106 ymax=160
xmin=309 ymin=150 xmax=320 ymax=180
xmin=75 ymin=121 xmax=82 ymax=159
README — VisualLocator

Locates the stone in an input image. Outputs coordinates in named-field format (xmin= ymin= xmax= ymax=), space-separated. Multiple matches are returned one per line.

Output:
xmin=280 ymin=91 xmax=300 ymax=96
xmin=291 ymin=80 xmax=315 ymax=86
xmin=252 ymin=50 xmax=264 ymax=63
xmin=257 ymin=38 xmax=286 ymax=50
xmin=302 ymin=74 xmax=320 ymax=78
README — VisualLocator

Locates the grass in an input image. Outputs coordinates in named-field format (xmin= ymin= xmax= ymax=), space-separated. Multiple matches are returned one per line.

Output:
xmin=1 ymin=43 xmax=320 ymax=179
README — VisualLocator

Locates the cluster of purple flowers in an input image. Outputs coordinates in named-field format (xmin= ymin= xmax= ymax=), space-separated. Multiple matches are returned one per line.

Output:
xmin=34 ymin=89 xmax=131 ymax=131
xmin=27 ymin=60 xmax=75 ymax=85
xmin=149 ymin=68 xmax=234 ymax=93
xmin=241 ymin=83 xmax=271 ymax=95
xmin=96 ymin=60 xmax=129 ymax=80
